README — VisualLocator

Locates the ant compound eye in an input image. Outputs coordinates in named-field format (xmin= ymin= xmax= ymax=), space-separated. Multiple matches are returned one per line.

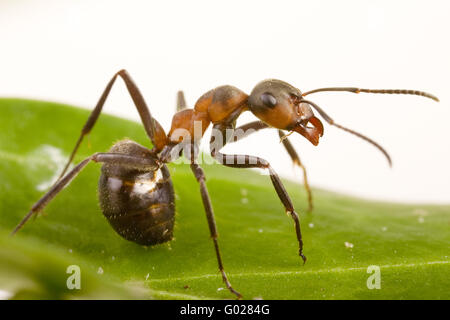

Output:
xmin=260 ymin=92 xmax=277 ymax=108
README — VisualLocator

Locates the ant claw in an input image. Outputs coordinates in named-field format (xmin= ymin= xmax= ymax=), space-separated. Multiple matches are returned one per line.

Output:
xmin=300 ymin=252 xmax=307 ymax=265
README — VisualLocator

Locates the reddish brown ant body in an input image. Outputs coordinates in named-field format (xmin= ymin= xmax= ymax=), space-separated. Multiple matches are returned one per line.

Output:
xmin=11 ymin=70 xmax=438 ymax=298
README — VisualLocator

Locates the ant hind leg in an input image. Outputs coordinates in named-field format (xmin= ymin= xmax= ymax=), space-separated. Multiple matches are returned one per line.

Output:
xmin=56 ymin=69 xmax=166 ymax=181
xmin=11 ymin=152 xmax=159 ymax=235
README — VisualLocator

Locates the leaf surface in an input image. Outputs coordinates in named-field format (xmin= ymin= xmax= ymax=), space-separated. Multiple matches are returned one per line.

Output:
xmin=0 ymin=98 xmax=448 ymax=299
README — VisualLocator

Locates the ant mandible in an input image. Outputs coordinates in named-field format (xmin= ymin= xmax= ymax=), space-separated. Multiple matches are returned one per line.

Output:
xmin=11 ymin=69 xmax=439 ymax=299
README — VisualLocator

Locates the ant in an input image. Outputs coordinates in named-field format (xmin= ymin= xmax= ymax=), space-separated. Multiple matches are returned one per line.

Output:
xmin=11 ymin=70 xmax=438 ymax=299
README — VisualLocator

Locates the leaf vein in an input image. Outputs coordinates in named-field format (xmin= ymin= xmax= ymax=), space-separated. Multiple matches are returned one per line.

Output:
xmin=147 ymin=260 xmax=450 ymax=283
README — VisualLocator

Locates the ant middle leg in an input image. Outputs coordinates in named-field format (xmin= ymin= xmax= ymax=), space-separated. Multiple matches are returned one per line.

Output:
xmin=11 ymin=152 xmax=160 ymax=235
xmin=187 ymin=144 xmax=241 ymax=299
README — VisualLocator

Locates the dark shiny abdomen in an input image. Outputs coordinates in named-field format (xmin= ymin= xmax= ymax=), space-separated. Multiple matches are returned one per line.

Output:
xmin=98 ymin=141 xmax=175 ymax=246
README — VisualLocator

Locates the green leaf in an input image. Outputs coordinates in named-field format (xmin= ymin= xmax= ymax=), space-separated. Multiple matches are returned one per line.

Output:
xmin=0 ymin=98 xmax=448 ymax=300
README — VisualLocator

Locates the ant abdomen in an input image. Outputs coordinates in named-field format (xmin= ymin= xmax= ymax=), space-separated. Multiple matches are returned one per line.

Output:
xmin=98 ymin=140 xmax=175 ymax=245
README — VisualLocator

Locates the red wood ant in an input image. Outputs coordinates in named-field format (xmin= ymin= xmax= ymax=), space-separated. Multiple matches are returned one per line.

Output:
xmin=11 ymin=70 xmax=438 ymax=298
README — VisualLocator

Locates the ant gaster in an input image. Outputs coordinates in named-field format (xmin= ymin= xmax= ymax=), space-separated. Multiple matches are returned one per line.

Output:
xmin=11 ymin=70 xmax=439 ymax=299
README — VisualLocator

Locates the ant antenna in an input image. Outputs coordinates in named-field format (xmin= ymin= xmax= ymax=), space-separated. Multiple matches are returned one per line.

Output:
xmin=301 ymin=99 xmax=392 ymax=167
xmin=302 ymin=87 xmax=439 ymax=102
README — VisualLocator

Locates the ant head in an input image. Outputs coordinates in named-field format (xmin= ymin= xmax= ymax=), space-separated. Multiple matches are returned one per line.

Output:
xmin=248 ymin=79 xmax=324 ymax=146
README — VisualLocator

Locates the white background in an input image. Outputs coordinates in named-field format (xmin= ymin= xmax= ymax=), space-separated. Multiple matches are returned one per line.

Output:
xmin=1 ymin=0 xmax=449 ymax=203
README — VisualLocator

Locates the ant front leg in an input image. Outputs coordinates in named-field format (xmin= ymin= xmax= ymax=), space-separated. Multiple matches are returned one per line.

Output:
xmin=211 ymin=124 xmax=306 ymax=263
xmin=277 ymin=130 xmax=313 ymax=213
xmin=56 ymin=69 xmax=167 ymax=181
xmin=11 ymin=152 xmax=159 ymax=235
xmin=230 ymin=120 xmax=314 ymax=212
xmin=187 ymin=144 xmax=242 ymax=299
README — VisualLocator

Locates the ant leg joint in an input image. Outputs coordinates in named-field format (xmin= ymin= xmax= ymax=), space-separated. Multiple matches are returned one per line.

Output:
xmin=220 ymin=270 xmax=242 ymax=299
xmin=91 ymin=153 xmax=101 ymax=162
xmin=190 ymin=163 xmax=206 ymax=182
